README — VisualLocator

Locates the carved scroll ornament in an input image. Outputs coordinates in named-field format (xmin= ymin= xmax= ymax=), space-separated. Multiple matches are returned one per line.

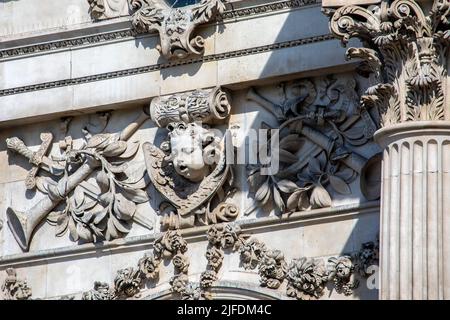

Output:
xmin=323 ymin=0 xmax=450 ymax=127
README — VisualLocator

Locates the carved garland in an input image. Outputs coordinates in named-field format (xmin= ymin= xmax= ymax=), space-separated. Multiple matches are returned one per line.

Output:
xmin=78 ymin=223 xmax=379 ymax=300
xmin=323 ymin=0 xmax=450 ymax=127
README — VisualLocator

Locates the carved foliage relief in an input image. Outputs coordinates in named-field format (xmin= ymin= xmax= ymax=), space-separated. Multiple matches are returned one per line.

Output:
xmin=244 ymin=74 xmax=381 ymax=216
xmin=323 ymin=0 xmax=450 ymax=127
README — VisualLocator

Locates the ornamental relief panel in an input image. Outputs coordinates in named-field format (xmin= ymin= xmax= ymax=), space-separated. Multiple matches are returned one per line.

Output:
xmin=3 ymin=72 xmax=381 ymax=253
xmin=88 ymin=0 xmax=226 ymax=60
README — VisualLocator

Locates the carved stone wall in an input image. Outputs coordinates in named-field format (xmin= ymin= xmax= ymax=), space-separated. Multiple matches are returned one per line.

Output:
xmin=0 ymin=0 xmax=382 ymax=300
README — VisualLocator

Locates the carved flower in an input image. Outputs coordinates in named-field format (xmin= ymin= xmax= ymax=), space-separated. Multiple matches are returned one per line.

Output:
xmin=206 ymin=223 xmax=243 ymax=249
xmin=205 ymin=246 xmax=224 ymax=270
xmin=172 ymin=253 xmax=190 ymax=274
xmin=2 ymin=268 xmax=32 ymax=300
xmin=114 ymin=267 xmax=142 ymax=298
xmin=239 ymin=238 xmax=267 ymax=270
xmin=286 ymin=258 xmax=328 ymax=300
xmin=82 ymin=281 xmax=113 ymax=300
xmin=200 ymin=270 xmax=218 ymax=289
xmin=258 ymin=250 xmax=287 ymax=289
xmin=138 ymin=253 xmax=161 ymax=280
xmin=170 ymin=274 xmax=189 ymax=294
xmin=154 ymin=230 xmax=188 ymax=259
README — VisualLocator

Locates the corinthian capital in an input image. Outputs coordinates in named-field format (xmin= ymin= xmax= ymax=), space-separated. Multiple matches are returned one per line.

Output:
xmin=322 ymin=0 xmax=450 ymax=127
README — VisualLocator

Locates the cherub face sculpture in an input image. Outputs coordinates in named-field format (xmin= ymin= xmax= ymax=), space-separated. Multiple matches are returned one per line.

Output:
xmin=167 ymin=122 xmax=217 ymax=183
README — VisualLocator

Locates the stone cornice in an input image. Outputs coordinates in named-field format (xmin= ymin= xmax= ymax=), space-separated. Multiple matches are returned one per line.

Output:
xmin=0 ymin=0 xmax=321 ymax=61
xmin=0 ymin=34 xmax=334 ymax=97
xmin=0 ymin=200 xmax=379 ymax=267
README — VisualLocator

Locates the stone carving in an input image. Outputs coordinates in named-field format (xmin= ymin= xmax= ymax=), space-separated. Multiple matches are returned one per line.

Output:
xmin=245 ymin=75 xmax=381 ymax=216
xmin=81 ymin=224 xmax=379 ymax=300
xmin=258 ymin=250 xmax=288 ymax=289
xmin=239 ymin=238 xmax=267 ymax=270
xmin=286 ymin=258 xmax=329 ymax=300
xmin=82 ymin=281 xmax=114 ymax=300
xmin=144 ymin=87 xmax=238 ymax=231
xmin=129 ymin=0 xmax=226 ymax=60
xmin=87 ymin=0 xmax=129 ymax=19
xmin=327 ymin=256 xmax=359 ymax=295
xmin=1 ymin=268 xmax=32 ymax=300
xmin=354 ymin=239 xmax=379 ymax=277
xmin=6 ymin=110 xmax=153 ymax=251
xmin=114 ymin=267 xmax=142 ymax=298
xmin=323 ymin=0 xmax=450 ymax=127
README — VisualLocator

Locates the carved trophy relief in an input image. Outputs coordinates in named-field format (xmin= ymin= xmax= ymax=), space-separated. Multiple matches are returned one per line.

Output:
xmin=87 ymin=0 xmax=226 ymax=60
xmin=244 ymin=74 xmax=382 ymax=217
xmin=323 ymin=0 xmax=450 ymax=127
xmin=5 ymin=110 xmax=153 ymax=251
xmin=5 ymin=86 xmax=237 ymax=251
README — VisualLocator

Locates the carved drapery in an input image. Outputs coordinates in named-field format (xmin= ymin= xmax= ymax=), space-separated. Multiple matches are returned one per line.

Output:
xmin=323 ymin=0 xmax=450 ymax=299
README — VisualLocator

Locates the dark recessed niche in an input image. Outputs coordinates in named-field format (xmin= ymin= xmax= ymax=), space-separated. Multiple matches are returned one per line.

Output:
xmin=165 ymin=0 xmax=200 ymax=8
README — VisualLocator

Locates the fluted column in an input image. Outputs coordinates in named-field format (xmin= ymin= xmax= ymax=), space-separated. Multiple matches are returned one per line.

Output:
xmin=375 ymin=122 xmax=450 ymax=299
xmin=322 ymin=0 xmax=449 ymax=299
